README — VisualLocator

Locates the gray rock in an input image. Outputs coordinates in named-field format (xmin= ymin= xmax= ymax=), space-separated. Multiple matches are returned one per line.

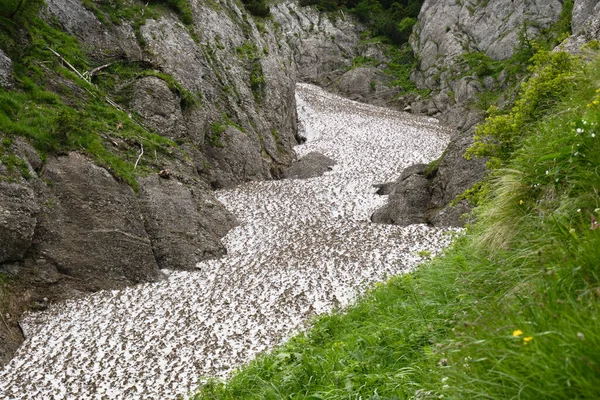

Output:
xmin=273 ymin=2 xmax=361 ymax=83
xmin=0 ymin=49 xmax=13 ymax=89
xmin=204 ymin=126 xmax=268 ymax=188
xmin=372 ymin=132 xmax=487 ymax=228
xmin=411 ymin=0 xmax=563 ymax=103
xmin=283 ymin=152 xmax=335 ymax=179
xmin=563 ymin=0 xmax=600 ymax=53
xmin=371 ymin=168 xmax=431 ymax=226
xmin=43 ymin=0 xmax=143 ymax=61
xmin=139 ymin=176 xmax=237 ymax=270
xmin=130 ymin=76 xmax=188 ymax=142
xmin=572 ymin=0 xmax=600 ymax=33
xmin=12 ymin=138 xmax=43 ymax=172
xmin=0 ymin=181 xmax=39 ymax=263
xmin=334 ymin=67 xmax=376 ymax=100
xmin=430 ymin=133 xmax=487 ymax=208
xmin=429 ymin=200 xmax=472 ymax=228
xmin=32 ymin=153 xmax=163 ymax=289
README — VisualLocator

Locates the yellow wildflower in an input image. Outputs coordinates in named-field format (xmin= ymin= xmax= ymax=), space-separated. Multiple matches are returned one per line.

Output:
xmin=512 ymin=330 xmax=523 ymax=337
xmin=519 ymin=200 xmax=523 ymax=205
xmin=523 ymin=336 xmax=534 ymax=344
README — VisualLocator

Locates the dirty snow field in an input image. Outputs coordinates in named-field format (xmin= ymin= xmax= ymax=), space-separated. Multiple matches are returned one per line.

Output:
xmin=0 ymin=84 xmax=456 ymax=399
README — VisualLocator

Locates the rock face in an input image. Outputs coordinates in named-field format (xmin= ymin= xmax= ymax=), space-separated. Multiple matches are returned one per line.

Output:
xmin=0 ymin=182 xmax=38 ymax=264
xmin=44 ymin=0 xmax=143 ymax=61
xmin=564 ymin=0 xmax=600 ymax=52
xmin=129 ymin=77 xmax=188 ymax=142
xmin=0 ymin=48 xmax=12 ymax=88
xmin=139 ymin=176 xmax=237 ymax=270
xmin=572 ymin=0 xmax=600 ymax=33
xmin=410 ymin=0 xmax=563 ymax=124
xmin=273 ymin=2 xmax=361 ymax=83
xmin=32 ymin=153 xmax=163 ymax=290
xmin=44 ymin=0 xmax=300 ymax=187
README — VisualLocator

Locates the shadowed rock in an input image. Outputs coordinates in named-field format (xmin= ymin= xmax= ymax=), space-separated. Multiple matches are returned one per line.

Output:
xmin=0 ymin=182 xmax=38 ymax=264
xmin=139 ymin=176 xmax=237 ymax=270
xmin=31 ymin=153 xmax=163 ymax=289
xmin=373 ymin=133 xmax=486 ymax=227
xmin=371 ymin=164 xmax=431 ymax=225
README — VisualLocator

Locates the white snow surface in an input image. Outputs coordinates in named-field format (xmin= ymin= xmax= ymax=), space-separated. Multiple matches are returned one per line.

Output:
xmin=0 ymin=83 xmax=458 ymax=399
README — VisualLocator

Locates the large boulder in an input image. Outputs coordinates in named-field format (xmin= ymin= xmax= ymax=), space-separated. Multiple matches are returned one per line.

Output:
xmin=139 ymin=176 xmax=237 ymax=270
xmin=31 ymin=153 xmax=163 ymax=290
xmin=372 ymin=132 xmax=487 ymax=228
xmin=283 ymin=152 xmax=335 ymax=179
xmin=371 ymin=164 xmax=431 ymax=226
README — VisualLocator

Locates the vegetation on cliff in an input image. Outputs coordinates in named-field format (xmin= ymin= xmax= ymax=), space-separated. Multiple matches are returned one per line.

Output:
xmin=0 ymin=0 xmax=191 ymax=189
xmin=194 ymin=47 xmax=600 ymax=400
xmin=301 ymin=0 xmax=423 ymax=45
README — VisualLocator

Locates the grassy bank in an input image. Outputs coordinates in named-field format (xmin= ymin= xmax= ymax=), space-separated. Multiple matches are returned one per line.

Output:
xmin=192 ymin=49 xmax=600 ymax=399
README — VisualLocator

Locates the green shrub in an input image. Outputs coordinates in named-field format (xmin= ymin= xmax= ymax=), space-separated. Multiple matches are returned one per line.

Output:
xmin=468 ymin=50 xmax=582 ymax=163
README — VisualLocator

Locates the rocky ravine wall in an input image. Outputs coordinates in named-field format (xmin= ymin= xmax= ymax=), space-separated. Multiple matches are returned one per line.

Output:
xmin=373 ymin=0 xmax=600 ymax=228
xmin=410 ymin=0 xmax=563 ymax=129
xmin=0 ymin=0 xmax=377 ymax=365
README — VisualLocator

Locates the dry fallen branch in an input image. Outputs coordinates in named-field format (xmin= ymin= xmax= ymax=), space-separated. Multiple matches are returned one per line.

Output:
xmin=46 ymin=47 xmax=90 ymax=84
xmin=134 ymin=143 xmax=144 ymax=169
xmin=87 ymin=63 xmax=115 ymax=79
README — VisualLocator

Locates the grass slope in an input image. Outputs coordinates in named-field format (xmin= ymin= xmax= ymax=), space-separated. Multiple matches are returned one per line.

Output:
xmin=192 ymin=49 xmax=600 ymax=399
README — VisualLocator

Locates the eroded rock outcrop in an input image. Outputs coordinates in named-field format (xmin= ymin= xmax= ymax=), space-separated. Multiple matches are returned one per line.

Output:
xmin=139 ymin=176 xmax=237 ymax=270
xmin=563 ymin=0 xmax=600 ymax=52
xmin=410 ymin=0 xmax=563 ymax=124
xmin=31 ymin=153 xmax=163 ymax=290
xmin=0 ymin=48 xmax=12 ymax=89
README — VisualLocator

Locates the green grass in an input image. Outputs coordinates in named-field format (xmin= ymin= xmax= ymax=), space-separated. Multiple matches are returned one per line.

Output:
xmin=192 ymin=50 xmax=600 ymax=400
xmin=0 ymin=9 xmax=180 ymax=190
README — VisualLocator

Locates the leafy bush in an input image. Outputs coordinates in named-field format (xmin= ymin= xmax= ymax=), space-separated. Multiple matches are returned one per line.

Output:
xmin=468 ymin=50 xmax=582 ymax=163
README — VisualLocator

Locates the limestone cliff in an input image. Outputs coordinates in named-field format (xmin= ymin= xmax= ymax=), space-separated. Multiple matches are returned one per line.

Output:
xmin=410 ymin=0 xmax=563 ymax=127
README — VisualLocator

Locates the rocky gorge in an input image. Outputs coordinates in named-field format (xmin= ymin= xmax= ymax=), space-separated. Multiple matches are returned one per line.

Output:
xmin=1 ymin=0 xmax=600 ymax=397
